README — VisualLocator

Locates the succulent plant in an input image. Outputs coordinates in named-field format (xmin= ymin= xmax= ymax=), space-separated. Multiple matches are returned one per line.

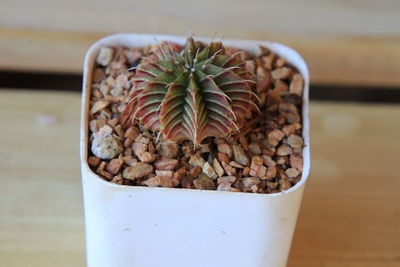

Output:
xmin=122 ymin=37 xmax=258 ymax=145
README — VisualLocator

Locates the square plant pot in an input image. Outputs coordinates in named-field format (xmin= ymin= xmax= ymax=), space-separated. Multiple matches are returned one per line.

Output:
xmin=80 ymin=33 xmax=310 ymax=267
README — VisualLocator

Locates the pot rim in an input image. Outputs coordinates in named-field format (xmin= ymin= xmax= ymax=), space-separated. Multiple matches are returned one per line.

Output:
xmin=80 ymin=33 xmax=310 ymax=199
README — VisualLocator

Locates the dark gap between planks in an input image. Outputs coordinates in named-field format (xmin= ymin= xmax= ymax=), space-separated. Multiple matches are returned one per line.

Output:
xmin=0 ymin=70 xmax=399 ymax=104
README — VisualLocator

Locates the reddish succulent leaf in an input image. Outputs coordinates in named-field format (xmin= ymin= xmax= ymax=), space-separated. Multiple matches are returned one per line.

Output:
xmin=124 ymin=37 xmax=257 ymax=145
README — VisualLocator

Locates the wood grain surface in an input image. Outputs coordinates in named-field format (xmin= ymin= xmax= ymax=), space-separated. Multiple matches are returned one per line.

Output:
xmin=1 ymin=0 xmax=400 ymax=87
xmin=0 ymin=90 xmax=399 ymax=266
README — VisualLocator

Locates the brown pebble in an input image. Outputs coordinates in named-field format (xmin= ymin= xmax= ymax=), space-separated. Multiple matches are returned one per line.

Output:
xmin=88 ymin=156 xmax=101 ymax=168
xmin=218 ymin=152 xmax=230 ymax=164
xmin=264 ymin=166 xmax=277 ymax=180
xmin=217 ymin=176 xmax=237 ymax=184
xmin=266 ymin=90 xmax=283 ymax=106
xmin=279 ymin=103 xmax=300 ymax=123
xmin=280 ymin=177 xmax=292 ymax=191
xmin=96 ymin=161 xmax=107 ymax=173
xmin=286 ymin=134 xmax=303 ymax=149
xmin=221 ymin=161 xmax=236 ymax=176
xmin=229 ymin=161 xmax=244 ymax=168
xmin=289 ymin=74 xmax=303 ymax=96
xmin=115 ymin=74 xmax=130 ymax=90
xmin=93 ymin=68 xmax=106 ymax=83
xmin=189 ymin=154 xmax=206 ymax=168
xmin=267 ymin=129 xmax=285 ymax=146
xmin=124 ymin=127 xmax=140 ymax=140
xmin=239 ymin=136 xmax=249 ymax=151
xmin=290 ymin=154 xmax=303 ymax=171
xmin=157 ymin=142 xmax=180 ymax=158
xmin=144 ymin=176 xmax=174 ymax=188
xmin=202 ymin=162 xmax=218 ymax=179
xmin=111 ymin=174 xmax=124 ymax=185
xmin=173 ymin=168 xmax=186 ymax=181
xmin=138 ymin=152 xmax=157 ymax=163
xmin=123 ymin=137 xmax=134 ymax=148
xmin=271 ymin=67 xmax=291 ymax=80
xmin=193 ymin=174 xmax=216 ymax=190
xmin=135 ymin=135 xmax=150 ymax=144
xmin=262 ymin=155 xmax=276 ymax=167
xmin=90 ymin=100 xmax=110 ymax=114
xmin=106 ymin=158 xmax=123 ymax=175
xmin=277 ymin=144 xmax=293 ymax=156
xmin=99 ymin=170 xmax=113 ymax=180
xmin=256 ymin=67 xmax=271 ymax=93
xmin=181 ymin=175 xmax=194 ymax=189
xmin=190 ymin=166 xmax=202 ymax=178
xmin=213 ymin=159 xmax=225 ymax=177
xmin=242 ymin=177 xmax=260 ymax=188
xmin=132 ymin=142 xmax=148 ymax=157
xmin=217 ymin=143 xmax=233 ymax=158
xmin=155 ymin=170 xmax=174 ymax=178
xmin=233 ymin=144 xmax=249 ymax=166
xmin=121 ymin=155 xmax=137 ymax=166
xmin=282 ymin=124 xmax=297 ymax=136
xmin=250 ymin=163 xmax=267 ymax=178
xmin=242 ymin=167 xmax=250 ymax=176
xmin=286 ymin=168 xmax=300 ymax=178
xmin=248 ymin=143 xmax=262 ymax=155
xmin=154 ymin=158 xmax=179 ymax=170
xmin=276 ymin=156 xmax=289 ymax=165
xmin=261 ymin=54 xmax=275 ymax=70
xmin=273 ymin=80 xmax=289 ymax=96
xmin=252 ymin=154 xmax=264 ymax=166
xmin=275 ymin=57 xmax=286 ymax=68
xmin=217 ymin=182 xmax=232 ymax=191
xmin=122 ymin=162 xmax=153 ymax=180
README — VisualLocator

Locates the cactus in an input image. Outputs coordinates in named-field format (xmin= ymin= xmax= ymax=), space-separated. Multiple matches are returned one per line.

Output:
xmin=123 ymin=37 xmax=258 ymax=145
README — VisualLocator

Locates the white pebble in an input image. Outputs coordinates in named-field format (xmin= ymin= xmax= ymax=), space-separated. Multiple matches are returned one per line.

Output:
xmin=91 ymin=135 xmax=122 ymax=159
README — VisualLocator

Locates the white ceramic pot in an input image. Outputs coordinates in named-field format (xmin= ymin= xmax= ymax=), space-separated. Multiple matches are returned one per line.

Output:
xmin=80 ymin=33 xmax=310 ymax=267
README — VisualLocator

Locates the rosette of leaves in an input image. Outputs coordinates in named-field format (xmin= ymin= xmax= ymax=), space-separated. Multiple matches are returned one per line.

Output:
xmin=122 ymin=37 xmax=258 ymax=145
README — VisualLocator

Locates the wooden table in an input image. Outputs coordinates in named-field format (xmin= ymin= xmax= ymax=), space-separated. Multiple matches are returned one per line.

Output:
xmin=0 ymin=89 xmax=399 ymax=266
xmin=1 ymin=0 xmax=400 ymax=87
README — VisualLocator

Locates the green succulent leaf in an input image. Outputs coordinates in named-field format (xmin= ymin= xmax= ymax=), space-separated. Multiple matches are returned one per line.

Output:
xmin=126 ymin=37 xmax=257 ymax=145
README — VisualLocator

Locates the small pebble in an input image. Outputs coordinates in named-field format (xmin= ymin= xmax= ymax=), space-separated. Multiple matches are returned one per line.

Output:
xmin=289 ymin=74 xmax=303 ymax=96
xmin=217 ymin=143 xmax=233 ymax=158
xmin=106 ymin=158 xmax=124 ymax=175
xmin=202 ymin=162 xmax=218 ymax=180
xmin=138 ymin=152 xmax=157 ymax=163
xmin=217 ymin=176 xmax=237 ymax=184
xmin=144 ymin=176 xmax=174 ymax=188
xmin=154 ymin=158 xmax=179 ymax=170
xmin=213 ymin=159 xmax=225 ymax=177
xmin=277 ymin=144 xmax=293 ymax=156
xmin=233 ymin=144 xmax=249 ymax=166
xmin=217 ymin=182 xmax=232 ymax=191
xmin=286 ymin=134 xmax=303 ymax=149
xmin=122 ymin=162 xmax=153 ymax=180
xmin=189 ymin=154 xmax=206 ymax=168
xmin=242 ymin=177 xmax=260 ymax=188
xmin=286 ymin=168 xmax=300 ymax=178
xmin=96 ymin=47 xmax=114 ymax=66
xmin=157 ymin=142 xmax=180 ymax=158
xmin=248 ymin=143 xmax=262 ymax=155
xmin=290 ymin=154 xmax=303 ymax=171
xmin=91 ymin=135 xmax=123 ymax=159
xmin=271 ymin=67 xmax=291 ymax=80
xmin=193 ymin=174 xmax=216 ymax=190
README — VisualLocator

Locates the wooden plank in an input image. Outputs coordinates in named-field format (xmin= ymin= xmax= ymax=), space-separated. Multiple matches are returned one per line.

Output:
xmin=0 ymin=90 xmax=399 ymax=266
xmin=1 ymin=0 xmax=400 ymax=86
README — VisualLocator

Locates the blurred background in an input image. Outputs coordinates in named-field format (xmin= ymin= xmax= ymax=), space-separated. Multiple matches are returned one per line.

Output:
xmin=0 ymin=0 xmax=399 ymax=266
